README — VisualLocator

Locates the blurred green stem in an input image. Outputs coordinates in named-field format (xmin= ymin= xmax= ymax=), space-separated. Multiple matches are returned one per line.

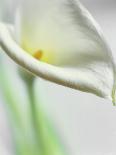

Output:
xmin=22 ymin=70 xmax=67 ymax=155
xmin=0 ymin=55 xmax=67 ymax=155
xmin=24 ymin=76 xmax=42 ymax=154
xmin=0 ymin=58 xmax=40 ymax=155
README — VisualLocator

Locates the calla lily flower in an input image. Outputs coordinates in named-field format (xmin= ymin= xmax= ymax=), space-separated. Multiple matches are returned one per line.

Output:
xmin=0 ymin=0 xmax=116 ymax=103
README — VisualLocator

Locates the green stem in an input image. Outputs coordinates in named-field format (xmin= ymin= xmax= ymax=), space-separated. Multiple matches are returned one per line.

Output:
xmin=0 ymin=56 xmax=68 ymax=155
xmin=0 ymin=58 xmax=40 ymax=155
xmin=25 ymin=79 xmax=42 ymax=155
xmin=24 ymin=76 xmax=67 ymax=155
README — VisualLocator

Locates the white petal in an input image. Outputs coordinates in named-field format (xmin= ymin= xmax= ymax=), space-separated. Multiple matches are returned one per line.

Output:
xmin=16 ymin=0 xmax=114 ymax=65
xmin=0 ymin=23 xmax=115 ymax=102
xmin=0 ymin=0 xmax=116 ymax=102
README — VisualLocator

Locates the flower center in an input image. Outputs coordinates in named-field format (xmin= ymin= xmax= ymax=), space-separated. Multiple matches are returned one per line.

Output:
xmin=33 ymin=50 xmax=43 ymax=60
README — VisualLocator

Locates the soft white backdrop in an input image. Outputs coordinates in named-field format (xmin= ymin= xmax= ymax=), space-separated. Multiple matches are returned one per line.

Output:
xmin=0 ymin=0 xmax=116 ymax=155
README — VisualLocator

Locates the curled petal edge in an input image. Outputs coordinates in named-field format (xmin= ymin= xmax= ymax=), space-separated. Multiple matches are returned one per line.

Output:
xmin=0 ymin=22 xmax=115 ymax=101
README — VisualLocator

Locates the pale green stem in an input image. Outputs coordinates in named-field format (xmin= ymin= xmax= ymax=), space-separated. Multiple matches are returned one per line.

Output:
xmin=0 ymin=55 xmax=68 ymax=155
xmin=22 ymin=72 xmax=68 ymax=155
xmin=24 ymin=77 xmax=42 ymax=155
xmin=0 ymin=58 xmax=40 ymax=155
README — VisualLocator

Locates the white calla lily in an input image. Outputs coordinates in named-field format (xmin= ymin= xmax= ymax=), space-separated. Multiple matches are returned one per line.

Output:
xmin=0 ymin=0 xmax=116 ymax=103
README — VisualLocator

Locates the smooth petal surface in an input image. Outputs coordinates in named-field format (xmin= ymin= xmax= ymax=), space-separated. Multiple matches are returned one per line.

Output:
xmin=16 ymin=0 xmax=114 ymax=64
xmin=0 ymin=0 xmax=116 ymax=102
xmin=0 ymin=23 xmax=115 ymax=102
